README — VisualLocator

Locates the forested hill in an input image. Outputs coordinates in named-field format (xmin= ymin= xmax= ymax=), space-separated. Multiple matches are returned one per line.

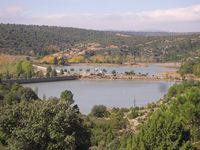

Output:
xmin=0 ymin=23 xmax=115 ymax=56
xmin=0 ymin=23 xmax=200 ymax=62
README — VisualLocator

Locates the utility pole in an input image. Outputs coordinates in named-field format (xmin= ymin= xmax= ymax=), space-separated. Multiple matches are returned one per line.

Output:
xmin=133 ymin=97 xmax=136 ymax=108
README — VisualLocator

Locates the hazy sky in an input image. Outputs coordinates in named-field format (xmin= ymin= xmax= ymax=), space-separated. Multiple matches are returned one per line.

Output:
xmin=0 ymin=0 xmax=200 ymax=32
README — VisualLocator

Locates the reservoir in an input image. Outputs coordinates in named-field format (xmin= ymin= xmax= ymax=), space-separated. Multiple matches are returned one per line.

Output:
xmin=55 ymin=63 xmax=177 ymax=75
xmin=24 ymin=80 xmax=174 ymax=114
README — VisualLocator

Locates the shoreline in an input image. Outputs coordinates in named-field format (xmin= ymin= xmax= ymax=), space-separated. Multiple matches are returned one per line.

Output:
xmin=68 ymin=62 xmax=180 ymax=68
xmin=79 ymin=76 xmax=181 ymax=82
xmin=68 ymin=62 xmax=147 ymax=67
xmin=43 ymin=62 xmax=180 ymax=68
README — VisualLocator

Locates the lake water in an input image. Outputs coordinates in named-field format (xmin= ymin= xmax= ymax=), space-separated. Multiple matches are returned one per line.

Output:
xmin=55 ymin=63 xmax=177 ymax=75
xmin=23 ymin=80 xmax=174 ymax=114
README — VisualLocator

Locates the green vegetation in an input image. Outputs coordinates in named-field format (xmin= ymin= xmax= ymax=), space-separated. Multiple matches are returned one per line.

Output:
xmin=128 ymin=107 xmax=139 ymax=119
xmin=46 ymin=66 xmax=57 ymax=77
xmin=1 ymin=79 xmax=200 ymax=149
xmin=90 ymin=105 xmax=109 ymax=118
xmin=0 ymin=83 xmax=90 ymax=150
xmin=0 ymin=83 xmax=38 ymax=105
xmin=86 ymin=106 xmax=131 ymax=149
xmin=0 ymin=55 xmax=36 ymax=79
xmin=60 ymin=90 xmax=74 ymax=104
xmin=133 ymin=81 xmax=200 ymax=149
xmin=87 ymin=81 xmax=200 ymax=149
xmin=133 ymin=108 xmax=193 ymax=149
xmin=179 ymin=58 xmax=200 ymax=77
xmin=2 ymin=22 xmax=200 ymax=150
xmin=1 ymin=24 xmax=200 ymax=62
xmin=15 ymin=60 xmax=34 ymax=78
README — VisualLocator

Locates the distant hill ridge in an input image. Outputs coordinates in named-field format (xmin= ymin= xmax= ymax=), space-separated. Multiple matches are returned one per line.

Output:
xmin=0 ymin=23 xmax=200 ymax=62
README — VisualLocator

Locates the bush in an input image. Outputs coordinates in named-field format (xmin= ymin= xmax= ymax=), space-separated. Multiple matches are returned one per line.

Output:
xmin=90 ymin=105 xmax=109 ymax=118
xmin=60 ymin=90 xmax=74 ymax=104
xmin=110 ymin=113 xmax=128 ymax=130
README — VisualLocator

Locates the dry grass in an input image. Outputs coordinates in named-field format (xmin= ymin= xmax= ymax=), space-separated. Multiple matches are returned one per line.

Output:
xmin=0 ymin=54 xmax=16 ymax=64
xmin=0 ymin=54 xmax=25 ymax=74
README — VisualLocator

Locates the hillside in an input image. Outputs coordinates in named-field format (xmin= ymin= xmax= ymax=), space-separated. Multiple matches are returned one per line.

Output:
xmin=0 ymin=23 xmax=200 ymax=62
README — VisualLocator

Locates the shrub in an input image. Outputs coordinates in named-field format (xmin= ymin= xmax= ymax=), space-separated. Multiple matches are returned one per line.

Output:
xmin=90 ymin=105 xmax=109 ymax=118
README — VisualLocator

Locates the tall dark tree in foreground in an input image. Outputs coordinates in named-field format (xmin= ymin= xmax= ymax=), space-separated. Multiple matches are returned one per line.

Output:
xmin=0 ymin=83 xmax=90 ymax=150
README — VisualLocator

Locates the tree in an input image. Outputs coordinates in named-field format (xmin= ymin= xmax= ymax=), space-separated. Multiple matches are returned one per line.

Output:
xmin=46 ymin=66 xmax=52 ymax=77
xmin=102 ymin=69 xmax=107 ymax=73
xmin=47 ymin=66 xmax=52 ymax=73
xmin=112 ymin=70 xmax=116 ymax=76
xmin=2 ymin=85 xmax=38 ymax=105
xmin=46 ymin=71 xmax=50 ymax=77
xmin=16 ymin=60 xmax=33 ymax=78
xmin=110 ymin=111 xmax=127 ymax=130
xmin=0 ymin=99 xmax=90 ymax=150
xmin=58 ymin=57 xmax=65 ymax=65
xmin=70 ymin=68 xmax=75 ymax=72
xmin=53 ymin=57 xmax=58 ymax=65
xmin=132 ymin=108 xmax=193 ymax=150
xmin=60 ymin=69 xmax=64 ymax=75
xmin=16 ymin=61 xmax=23 ymax=77
xmin=193 ymin=64 xmax=200 ymax=77
xmin=51 ymin=69 xmax=57 ymax=77
xmin=90 ymin=105 xmax=109 ymax=118
xmin=60 ymin=90 xmax=74 ymax=104
xmin=86 ymin=69 xmax=90 ymax=73
xmin=5 ymin=70 xmax=10 ymax=79
xmin=21 ymin=87 xmax=39 ymax=102
xmin=36 ymin=70 xmax=44 ymax=78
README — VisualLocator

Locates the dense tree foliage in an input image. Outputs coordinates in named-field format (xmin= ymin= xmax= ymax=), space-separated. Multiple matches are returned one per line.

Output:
xmin=15 ymin=60 xmax=34 ymax=78
xmin=0 ymin=83 xmax=90 ymax=150
xmin=60 ymin=90 xmax=74 ymax=104
xmin=133 ymin=107 xmax=193 ymax=149
xmin=0 ymin=83 xmax=38 ymax=105
xmin=0 ymin=56 xmax=35 ymax=79
xmin=90 ymin=105 xmax=109 ymax=118
xmin=86 ymin=107 xmax=131 ymax=150
xmin=0 ymin=100 xmax=90 ymax=150
xmin=179 ymin=58 xmax=200 ymax=77
xmin=132 ymin=81 xmax=200 ymax=149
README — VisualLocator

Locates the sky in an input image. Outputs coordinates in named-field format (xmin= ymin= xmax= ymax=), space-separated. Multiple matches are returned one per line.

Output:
xmin=0 ymin=0 xmax=200 ymax=32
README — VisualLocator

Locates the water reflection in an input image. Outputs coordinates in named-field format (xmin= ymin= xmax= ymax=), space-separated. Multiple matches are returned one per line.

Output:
xmin=158 ymin=82 xmax=168 ymax=93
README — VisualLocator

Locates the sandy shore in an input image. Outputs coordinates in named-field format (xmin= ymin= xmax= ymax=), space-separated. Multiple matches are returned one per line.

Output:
xmin=156 ymin=62 xmax=181 ymax=69
xmin=69 ymin=62 xmax=181 ymax=68
xmin=79 ymin=75 xmax=181 ymax=82
xmin=79 ymin=78 xmax=179 ymax=82
xmin=69 ymin=62 xmax=148 ymax=67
